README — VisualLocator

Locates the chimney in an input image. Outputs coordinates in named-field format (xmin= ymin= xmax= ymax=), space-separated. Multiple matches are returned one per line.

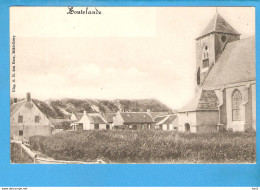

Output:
xmin=83 ymin=110 xmax=86 ymax=115
xmin=14 ymin=98 xmax=17 ymax=103
xmin=26 ymin=92 xmax=31 ymax=102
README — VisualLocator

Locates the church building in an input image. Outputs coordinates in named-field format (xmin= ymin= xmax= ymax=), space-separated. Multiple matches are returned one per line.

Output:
xmin=178 ymin=11 xmax=256 ymax=133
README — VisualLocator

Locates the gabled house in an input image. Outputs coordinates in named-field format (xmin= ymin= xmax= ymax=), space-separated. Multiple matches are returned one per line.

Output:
xmin=10 ymin=93 xmax=53 ymax=141
xmin=102 ymin=113 xmax=116 ymax=129
xmin=113 ymin=111 xmax=154 ymax=130
xmin=155 ymin=114 xmax=178 ymax=131
xmin=75 ymin=111 xmax=108 ymax=130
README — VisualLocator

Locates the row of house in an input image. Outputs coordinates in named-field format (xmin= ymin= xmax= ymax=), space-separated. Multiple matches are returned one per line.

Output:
xmin=10 ymin=92 xmax=178 ymax=141
xmin=69 ymin=110 xmax=177 ymax=131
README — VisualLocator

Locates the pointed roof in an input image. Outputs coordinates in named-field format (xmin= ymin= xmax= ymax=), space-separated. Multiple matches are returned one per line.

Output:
xmin=197 ymin=11 xmax=240 ymax=39
xmin=103 ymin=113 xmax=116 ymax=123
xmin=10 ymin=100 xmax=26 ymax=117
xmin=179 ymin=89 xmax=219 ymax=112
xmin=88 ymin=113 xmax=107 ymax=124
xmin=10 ymin=99 xmax=52 ymax=123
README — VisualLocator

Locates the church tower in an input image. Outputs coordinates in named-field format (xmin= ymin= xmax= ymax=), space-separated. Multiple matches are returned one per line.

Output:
xmin=195 ymin=10 xmax=240 ymax=89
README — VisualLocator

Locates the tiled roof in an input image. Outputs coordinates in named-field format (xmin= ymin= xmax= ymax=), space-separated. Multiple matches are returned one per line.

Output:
xmin=10 ymin=100 xmax=26 ymax=117
xmin=10 ymin=99 xmax=52 ymax=123
xmin=149 ymin=112 xmax=169 ymax=119
xmin=179 ymin=89 xmax=219 ymax=112
xmin=154 ymin=115 xmax=168 ymax=124
xmin=88 ymin=113 xmax=107 ymax=124
xmin=91 ymin=116 xmax=107 ymax=124
xmin=120 ymin=112 xmax=154 ymax=124
xmin=156 ymin=114 xmax=177 ymax=125
xmin=197 ymin=12 xmax=240 ymax=39
xmin=203 ymin=36 xmax=255 ymax=88
xmin=49 ymin=118 xmax=71 ymax=124
xmin=103 ymin=113 xmax=116 ymax=123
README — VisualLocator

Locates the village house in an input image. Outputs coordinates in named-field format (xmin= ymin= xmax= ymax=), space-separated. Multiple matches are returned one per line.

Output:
xmin=113 ymin=111 xmax=154 ymax=130
xmin=102 ymin=113 xmax=116 ymax=129
xmin=72 ymin=111 xmax=108 ymax=130
xmin=154 ymin=114 xmax=178 ymax=131
xmin=178 ymin=11 xmax=255 ymax=133
xmin=70 ymin=112 xmax=84 ymax=130
xmin=10 ymin=93 xmax=53 ymax=141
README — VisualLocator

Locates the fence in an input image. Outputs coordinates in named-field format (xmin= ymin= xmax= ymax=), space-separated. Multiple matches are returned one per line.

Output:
xmin=11 ymin=140 xmax=105 ymax=164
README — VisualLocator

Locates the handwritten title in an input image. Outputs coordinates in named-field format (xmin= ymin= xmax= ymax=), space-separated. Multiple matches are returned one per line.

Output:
xmin=67 ymin=7 xmax=101 ymax=15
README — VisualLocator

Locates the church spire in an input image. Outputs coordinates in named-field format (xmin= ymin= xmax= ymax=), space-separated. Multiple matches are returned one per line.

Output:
xmin=196 ymin=10 xmax=240 ymax=39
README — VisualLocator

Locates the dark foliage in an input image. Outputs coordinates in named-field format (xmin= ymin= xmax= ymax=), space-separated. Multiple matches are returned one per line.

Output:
xmin=10 ymin=143 xmax=33 ymax=163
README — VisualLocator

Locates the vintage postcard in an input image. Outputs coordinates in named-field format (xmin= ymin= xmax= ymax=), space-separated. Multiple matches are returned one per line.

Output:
xmin=10 ymin=7 xmax=255 ymax=164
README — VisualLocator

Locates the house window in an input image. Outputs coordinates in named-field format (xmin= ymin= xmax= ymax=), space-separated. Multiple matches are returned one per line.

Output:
xmin=132 ymin=125 xmax=137 ymax=130
xmin=18 ymin=115 xmax=23 ymax=123
xmin=106 ymin=125 xmax=110 ymax=130
xmin=232 ymin=90 xmax=242 ymax=121
xmin=35 ymin=116 xmax=40 ymax=123
xmin=94 ymin=124 xmax=99 ymax=130
xmin=19 ymin=130 xmax=23 ymax=136
xmin=203 ymin=59 xmax=209 ymax=68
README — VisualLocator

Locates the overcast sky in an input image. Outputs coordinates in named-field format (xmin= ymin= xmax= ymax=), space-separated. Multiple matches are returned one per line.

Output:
xmin=10 ymin=7 xmax=255 ymax=109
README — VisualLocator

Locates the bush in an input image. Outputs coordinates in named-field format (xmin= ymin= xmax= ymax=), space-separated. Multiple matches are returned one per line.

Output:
xmin=29 ymin=136 xmax=48 ymax=153
xmin=11 ymin=143 xmax=33 ymax=163
xmin=30 ymin=130 xmax=256 ymax=163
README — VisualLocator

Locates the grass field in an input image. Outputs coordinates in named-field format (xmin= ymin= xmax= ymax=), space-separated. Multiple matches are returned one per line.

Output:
xmin=29 ymin=130 xmax=256 ymax=163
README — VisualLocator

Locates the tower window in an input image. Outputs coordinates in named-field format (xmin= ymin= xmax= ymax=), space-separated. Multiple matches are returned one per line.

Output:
xmin=203 ymin=59 xmax=209 ymax=68
xmin=232 ymin=90 xmax=242 ymax=121
xmin=202 ymin=44 xmax=209 ymax=60
xmin=221 ymin=35 xmax=227 ymax=43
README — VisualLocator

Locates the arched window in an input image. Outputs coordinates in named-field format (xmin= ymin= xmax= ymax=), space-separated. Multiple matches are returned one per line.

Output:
xmin=197 ymin=67 xmax=200 ymax=85
xmin=232 ymin=90 xmax=242 ymax=121
xmin=202 ymin=45 xmax=209 ymax=68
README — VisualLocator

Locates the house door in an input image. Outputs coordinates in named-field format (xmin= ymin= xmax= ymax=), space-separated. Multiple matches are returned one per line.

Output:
xmin=185 ymin=123 xmax=190 ymax=132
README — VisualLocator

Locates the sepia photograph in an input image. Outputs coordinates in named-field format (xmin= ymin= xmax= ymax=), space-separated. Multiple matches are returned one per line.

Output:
xmin=10 ymin=6 xmax=256 ymax=164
